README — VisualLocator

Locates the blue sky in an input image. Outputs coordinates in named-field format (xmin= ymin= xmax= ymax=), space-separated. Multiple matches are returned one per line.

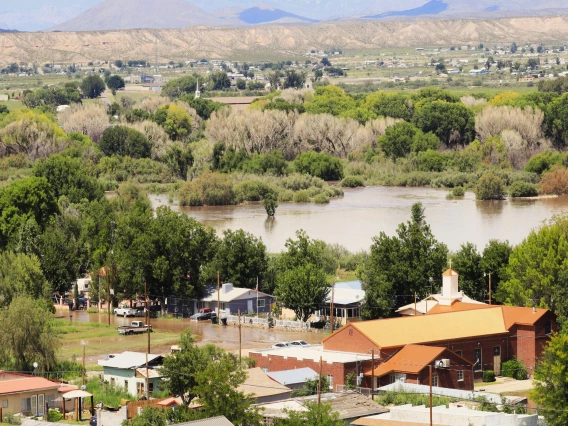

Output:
xmin=2 ymin=0 xmax=98 ymax=13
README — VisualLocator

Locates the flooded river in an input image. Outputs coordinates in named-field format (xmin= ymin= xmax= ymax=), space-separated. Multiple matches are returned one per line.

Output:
xmin=150 ymin=187 xmax=568 ymax=252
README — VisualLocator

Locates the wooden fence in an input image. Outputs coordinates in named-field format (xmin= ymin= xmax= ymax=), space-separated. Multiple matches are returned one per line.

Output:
xmin=126 ymin=398 xmax=169 ymax=419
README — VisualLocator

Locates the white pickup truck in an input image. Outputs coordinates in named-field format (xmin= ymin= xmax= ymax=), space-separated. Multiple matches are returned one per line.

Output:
xmin=114 ymin=305 xmax=137 ymax=317
xmin=118 ymin=321 xmax=153 ymax=335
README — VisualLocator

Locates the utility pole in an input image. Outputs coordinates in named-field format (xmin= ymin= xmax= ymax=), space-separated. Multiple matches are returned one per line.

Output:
xmin=414 ymin=292 xmax=417 ymax=315
xmin=318 ymin=356 xmax=322 ymax=405
xmin=488 ymin=273 xmax=492 ymax=305
xmin=329 ymin=281 xmax=335 ymax=334
xmin=238 ymin=309 xmax=242 ymax=366
xmin=145 ymin=352 xmax=149 ymax=400
xmin=429 ymin=364 xmax=433 ymax=426
xmin=82 ymin=344 xmax=86 ymax=387
xmin=217 ymin=271 xmax=221 ymax=321
xmin=106 ymin=253 xmax=110 ymax=326
xmin=371 ymin=349 xmax=375 ymax=400
xmin=145 ymin=283 xmax=150 ymax=354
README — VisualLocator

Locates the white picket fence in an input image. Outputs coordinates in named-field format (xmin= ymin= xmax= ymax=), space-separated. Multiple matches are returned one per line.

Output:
xmin=275 ymin=319 xmax=311 ymax=330
xmin=226 ymin=315 xmax=268 ymax=326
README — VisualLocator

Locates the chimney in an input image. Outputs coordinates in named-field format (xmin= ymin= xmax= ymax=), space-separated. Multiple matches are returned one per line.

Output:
xmin=222 ymin=283 xmax=233 ymax=294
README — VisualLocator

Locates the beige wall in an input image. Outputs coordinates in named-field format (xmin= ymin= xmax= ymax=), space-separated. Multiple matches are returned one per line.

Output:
xmin=1 ymin=389 xmax=59 ymax=416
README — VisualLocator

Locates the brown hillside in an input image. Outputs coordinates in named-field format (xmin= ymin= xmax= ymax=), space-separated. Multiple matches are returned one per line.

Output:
xmin=2 ymin=16 xmax=568 ymax=65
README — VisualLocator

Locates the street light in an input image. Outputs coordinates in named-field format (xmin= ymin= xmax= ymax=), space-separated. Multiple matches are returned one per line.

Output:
xmin=33 ymin=362 xmax=38 ymax=376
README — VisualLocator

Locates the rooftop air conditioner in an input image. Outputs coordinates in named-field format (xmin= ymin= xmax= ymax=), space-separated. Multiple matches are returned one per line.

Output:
xmin=441 ymin=359 xmax=450 ymax=368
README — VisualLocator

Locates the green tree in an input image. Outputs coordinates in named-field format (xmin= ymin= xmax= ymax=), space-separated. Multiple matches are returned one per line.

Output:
xmin=294 ymin=152 xmax=344 ymax=181
xmin=0 ymin=251 xmax=50 ymax=308
xmin=210 ymin=72 xmax=231 ymax=91
xmin=80 ymin=75 xmax=106 ymax=99
xmin=154 ymin=105 xmax=193 ymax=141
xmin=496 ymin=216 xmax=568 ymax=323
xmin=412 ymin=101 xmax=475 ymax=146
xmin=164 ymin=142 xmax=194 ymax=180
xmin=162 ymin=76 xmax=197 ymax=99
xmin=264 ymin=191 xmax=278 ymax=216
xmin=275 ymin=402 xmax=342 ymax=426
xmin=480 ymin=240 xmax=512 ymax=300
xmin=106 ymin=75 xmax=125 ymax=93
xmin=277 ymin=230 xmax=336 ymax=275
xmin=510 ymin=42 xmax=517 ymax=53
xmin=114 ymin=60 xmax=123 ymax=68
xmin=378 ymin=122 xmax=438 ymax=160
xmin=476 ymin=172 xmax=505 ymax=200
xmin=0 ymin=177 xmax=59 ymax=249
xmin=207 ymin=229 xmax=268 ymax=290
xmin=181 ymin=96 xmax=225 ymax=120
xmin=276 ymin=263 xmax=330 ymax=322
xmin=236 ymin=78 xmax=246 ymax=90
xmin=531 ymin=332 xmax=568 ymax=426
xmin=360 ymin=92 xmax=413 ymax=121
xmin=291 ymin=375 xmax=330 ymax=397
xmin=125 ymin=406 xmax=167 ymax=426
xmin=305 ymin=85 xmax=356 ymax=116
xmin=33 ymin=155 xmax=102 ymax=203
xmin=0 ymin=296 xmax=59 ymax=372
xmin=99 ymin=126 xmax=152 ymax=158
xmin=452 ymin=243 xmax=484 ymax=301
xmin=283 ymin=70 xmax=307 ymax=89
xmin=360 ymin=203 xmax=448 ymax=319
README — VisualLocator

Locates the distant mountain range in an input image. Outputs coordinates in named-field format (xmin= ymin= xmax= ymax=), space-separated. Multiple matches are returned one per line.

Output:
xmin=7 ymin=0 xmax=568 ymax=32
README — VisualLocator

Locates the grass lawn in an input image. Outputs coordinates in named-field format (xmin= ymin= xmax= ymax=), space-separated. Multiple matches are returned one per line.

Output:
xmin=54 ymin=319 xmax=178 ymax=367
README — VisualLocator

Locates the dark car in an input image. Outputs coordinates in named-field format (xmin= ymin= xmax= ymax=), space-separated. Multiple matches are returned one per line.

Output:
xmin=89 ymin=414 xmax=97 ymax=426
xmin=190 ymin=311 xmax=217 ymax=321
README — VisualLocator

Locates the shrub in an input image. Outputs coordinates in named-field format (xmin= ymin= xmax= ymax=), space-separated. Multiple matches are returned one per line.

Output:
xmin=417 ymin=149 xmax=448 ymax=172
xmin=452 ymin=186 xmax=465 ymax=197
xmin=99 ymin=126 xmax=152 ymax=158
xmin=483 ymin=370 xmax=496 ymax=382
xmin=431 ymin=172 xmax=477 ymax=188
xmin=178 ymin=171 xmax=235 ymax=206
xmin=524 ymin=150 xmax=566 ymax=174
xmin=294 ymin=151 xmax=344 ymax=181
xmin=58 ymin=102 xmax=109 ymax=142
xmin=293 ymin=190 xmax=311 ymax=203
xmin=278 ymin=189 xmax=294 ymax=202
xmin=476 ymin=172 xmax=506 ymax=200
xmin=340 ymin=175 xmax=365 ymax=187
xmin=509 ymin=181 xmax=539 ymax=198
xmin=314 ymin=193 xmax=330 ymax=204
xmin=539 ymin=166 xmax=568 ymax=195
xmin=234 ymin=179 xmax=274 ymax=202
xmin=502 ymin=358 xmax=528 ymax=380
xmin=47 ymin=409 xmax=63 ymax=422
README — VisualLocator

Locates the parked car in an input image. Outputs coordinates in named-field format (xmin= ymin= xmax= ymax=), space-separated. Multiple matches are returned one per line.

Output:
xmin=272 ymin=342 xmax=292 ymax=348
xmin=290 ymin=340 xmax=309 ymax=346
xmin=89 ymin=414 xmax=97 ymax=426
xmin=114 ymin=305 xmax=137 ymax=317
xmin=190 ymin=311 xmax=217 ymax=321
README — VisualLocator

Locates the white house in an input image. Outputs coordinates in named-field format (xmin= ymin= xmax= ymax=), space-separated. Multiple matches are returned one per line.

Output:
xmin=76 ymin=275 xmax=92 ymax=296
xmin=98 ymin=352 xmax=164 ymax=397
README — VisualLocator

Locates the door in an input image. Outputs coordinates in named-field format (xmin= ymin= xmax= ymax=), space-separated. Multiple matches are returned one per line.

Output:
xmin=31 ymin=395 xmax=37 ymax=416
xmin=494 ymin=346 xmax=502 ymax=376
xmin=38 ymin=394 xmax=44 ymax=416
xmin=247 ymin=299 xmax=253 ymax=313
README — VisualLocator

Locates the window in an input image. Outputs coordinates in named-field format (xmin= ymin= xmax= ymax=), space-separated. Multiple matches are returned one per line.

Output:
xmin=149 ymin=382 xmax=154 ymax=394
xmin=257 ymin=299 xmax=265 ymax=308
xmin=474 ymin=349 xmax=482 ymax=372
xmin=124 ymin=380 xmax=129 ymax=391
xmin=327 ymin=375 xmax=334 ymax=391
xmin=136 ymin=382 xmax=145 ymax=396
xmin=545 ymin=320 xmax=552 ymax=335
xmin=432 ymin=374 xmax=438 ymax=387
xmin=457 ymin=371 xmax=464 ymax=381
xmin=2 ymin=399 xmax=7 ymax=409
xmin=389 ymin=373 xmax=406 ymax=384
xmin=21 ymin=398 xmax=32 ymax=414
xmin=455 ymin=350 xmax=462 ymax=357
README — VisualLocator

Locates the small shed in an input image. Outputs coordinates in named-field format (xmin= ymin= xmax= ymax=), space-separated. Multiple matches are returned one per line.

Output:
xmin=266 ymin=367 xmax=318 ymax=390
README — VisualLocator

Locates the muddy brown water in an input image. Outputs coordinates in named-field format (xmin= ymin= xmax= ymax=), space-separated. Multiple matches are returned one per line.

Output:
xmin=150 ymin=187 xmax=568 ymax=252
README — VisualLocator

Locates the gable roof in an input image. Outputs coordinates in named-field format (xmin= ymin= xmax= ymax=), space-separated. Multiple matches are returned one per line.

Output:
xmin=0 ymin=372 xmax=60 ymax=395
xmin=331 ymin=308 xmax=509 ymax=349
xmin=427 ymin=304 xmax=549 ymax=328
xmin=201 ymin=286 xmax=272 ymax=303
xmin=237 ymin=368 xmax=291 ymax=399
xmin=366 ymin=345 xmax=446 ymax=376
xmin=266 ymin=368 xmax=318 ymax=386
xmin=175 ymin=416 xmax=235 ymax=426
xmin=98 ymin=352 xmax=163 ymax=369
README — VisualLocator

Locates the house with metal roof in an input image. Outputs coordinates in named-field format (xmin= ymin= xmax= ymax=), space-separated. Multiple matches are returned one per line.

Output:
xmin=265 ymin=367 xmax=318 ymax=390
xmin=199 ymin=283 xmax=273 ymax=315
xmin=237 ymin=368 xmax=291 ymax=403
xmin=98 ymin=352 xmax=164 ymax=397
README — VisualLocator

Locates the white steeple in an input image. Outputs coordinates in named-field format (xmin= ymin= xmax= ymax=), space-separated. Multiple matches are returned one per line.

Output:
xmin=195 ymin=78 xmax=201 ymax=99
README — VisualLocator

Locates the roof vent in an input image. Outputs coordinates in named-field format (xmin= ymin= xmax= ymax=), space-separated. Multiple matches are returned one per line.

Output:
xmin=533 ymin=306 xmax=537 ymax=313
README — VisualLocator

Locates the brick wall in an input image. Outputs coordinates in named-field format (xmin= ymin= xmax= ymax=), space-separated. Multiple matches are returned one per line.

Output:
xmin=323 ymin=324 xmax=379 ymax=354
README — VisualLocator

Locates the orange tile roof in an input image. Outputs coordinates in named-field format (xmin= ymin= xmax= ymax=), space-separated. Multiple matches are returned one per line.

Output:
xmin=0 ymin=373 xmax=60 ymax=395
xmin=365 ymin=345 xmax=446 ymax=376
xmin=347 ymin=308 xmax=509 ymax=349
xmin=442 ymin=269 xmax=458 ymax=276
xmin=427 ymin=301 xmax=495 ymax=315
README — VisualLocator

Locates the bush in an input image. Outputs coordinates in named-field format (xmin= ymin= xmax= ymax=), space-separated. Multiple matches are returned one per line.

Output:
xmin=294 ymin=152 xmax=344 ymax=181
xmin=483 ymin=370 xmax=496 ymax=382
xmin=293 ymin=190 xmax=311 ymax=203
xmin=234 ymin=179 xmax=274 ymax=202
xmin=340 ymin=175 xmax=365 ymax=187
xmin=524 ymin=150 xmax=566 ymax=174
xmin=538 ymin=166 xmax=568 ymax=195
xmin=417 ymin=149 xmax=448 ymax=172
xmin=314 ymin=193 xmax=330 ymax=204
xmin=47 ymin=409 xmax=63 ymax=422
xmin=99 ymin=126 xmax=152 ymax=158
xmin=509 ymin=181 xmax=539 ymax=198
xmin=452 ymin=186 xmax=465 ymax=197
xmin=278 ymin=189 xmax=294 ymax=202
xmin=476 ymin=172 xmax=506 ymax=200
xmin=502 ymin=358 xmax=528 ymax=380
xmin=178 ymin=171 xmax=235 ymax=206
